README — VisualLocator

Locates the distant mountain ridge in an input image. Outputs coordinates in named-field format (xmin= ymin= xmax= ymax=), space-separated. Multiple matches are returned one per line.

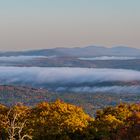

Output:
xmin=0 ymin=46 xmax=140 ymax=57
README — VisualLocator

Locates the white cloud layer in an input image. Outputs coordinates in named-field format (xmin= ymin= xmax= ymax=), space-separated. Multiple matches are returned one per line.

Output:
xmin=78 ymin=56 xmax=137 ymax=61
xmin=0 ymin=67 xmax=140 ymax=93
xmin=57 ymin=86 xmax=140 ymax=94
xmin=0 ymin=56 xmax=47 ymax=62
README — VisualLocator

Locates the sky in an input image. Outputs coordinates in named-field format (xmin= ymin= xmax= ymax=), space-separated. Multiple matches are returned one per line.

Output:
xmin=0 ymin=0 xmax=140 ymax=51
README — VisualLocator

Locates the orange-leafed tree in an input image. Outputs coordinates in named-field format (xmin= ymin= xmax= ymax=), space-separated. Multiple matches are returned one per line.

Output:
xmin=30 ymin=100 xmax=93 ymax=140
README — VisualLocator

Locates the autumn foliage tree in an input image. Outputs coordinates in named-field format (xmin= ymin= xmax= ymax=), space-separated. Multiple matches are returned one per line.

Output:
xmin=0 ymin=103 xmax=32 ymax=140
xmin=1 ymin=101 xmax=140 ymax=140
xmin=90 ymin=103 xmax=140 ymax=140
xmin=30 ymin=100 xmax=93 ymax=140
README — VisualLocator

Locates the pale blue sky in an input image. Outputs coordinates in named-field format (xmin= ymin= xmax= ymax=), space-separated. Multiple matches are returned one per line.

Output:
xmin=0 ymin=0 xmax=140 ymax=51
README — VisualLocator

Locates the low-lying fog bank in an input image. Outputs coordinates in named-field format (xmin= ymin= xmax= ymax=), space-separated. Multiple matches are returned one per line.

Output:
xmin=0 ymin=56 xmax=48 ymax=62
xmin=0 ymin=67 xmax=140 ymax=93
xmin=55 ymin=86 xmax=140 ymax=94
xmin=78 ymin=56 xmax=138 ymax=61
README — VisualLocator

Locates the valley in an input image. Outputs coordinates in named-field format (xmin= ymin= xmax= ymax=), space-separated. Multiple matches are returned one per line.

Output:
xmin=0 ymin=46 xmax=140 ymax=117
xmin=0 ymin=85 xmax=140 ymax=116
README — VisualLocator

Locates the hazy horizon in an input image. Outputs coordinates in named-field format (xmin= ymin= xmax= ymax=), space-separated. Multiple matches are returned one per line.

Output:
xmin=0 ymin=45 xmax=140 ymax=52
xmin=0 ymin=0 xmax=140 ymax=51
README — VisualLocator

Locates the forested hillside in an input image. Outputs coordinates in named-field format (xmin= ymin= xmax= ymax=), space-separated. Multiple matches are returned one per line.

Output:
xmin=0 ymin=100 xmax=140 ymax=140
xmin=1 ymin=85 xmax=140 ymax=117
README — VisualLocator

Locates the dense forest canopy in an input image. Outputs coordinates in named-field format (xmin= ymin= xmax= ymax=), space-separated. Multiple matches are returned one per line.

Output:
xmin=0 ymin=100 xmax=140 ymax=140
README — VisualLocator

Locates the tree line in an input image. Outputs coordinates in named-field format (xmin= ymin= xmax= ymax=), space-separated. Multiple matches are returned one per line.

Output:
xmin=0 ymin=100 xmax=140 ymax=140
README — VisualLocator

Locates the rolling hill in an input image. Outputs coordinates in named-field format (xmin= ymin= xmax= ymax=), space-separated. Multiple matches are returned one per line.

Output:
xmin=0 ymin=46 xmax=140 ymax=57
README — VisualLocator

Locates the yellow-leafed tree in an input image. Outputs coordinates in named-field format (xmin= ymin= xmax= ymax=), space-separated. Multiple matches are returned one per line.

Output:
xmin=30 ymin=100 xmax=93 ymax=140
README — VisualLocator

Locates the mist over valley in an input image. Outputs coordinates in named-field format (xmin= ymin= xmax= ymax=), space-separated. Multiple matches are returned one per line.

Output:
xmin=0 ymin=46 xmax=140 ymax=112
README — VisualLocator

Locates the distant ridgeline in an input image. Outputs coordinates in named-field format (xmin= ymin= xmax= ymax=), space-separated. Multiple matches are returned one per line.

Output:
xmin=0 ymin=100 xmax=140 ymax=140
xmin=0 ymin=46 xmax=140 ymax=57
